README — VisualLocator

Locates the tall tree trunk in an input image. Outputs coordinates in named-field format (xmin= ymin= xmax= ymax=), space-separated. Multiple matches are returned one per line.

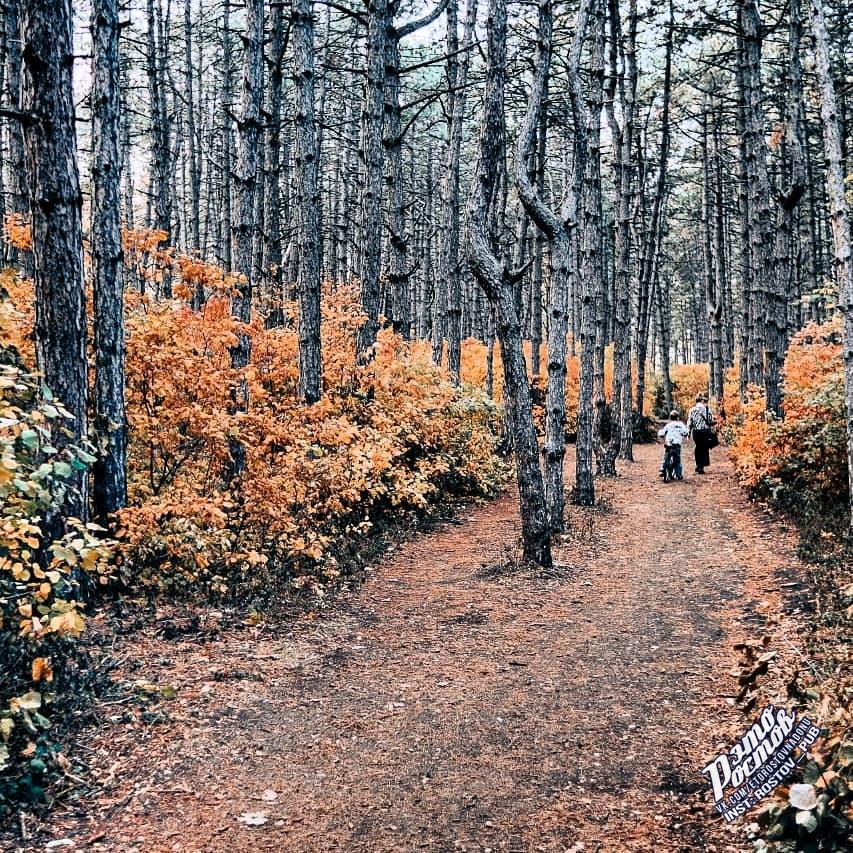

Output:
xmin=4 ymin=0 xmax=25 ymax=217
xmin=738 ymin=0 xmax=774 ymax=392
xmin=516 ymin=0 xmax=590 ymax=533
xmin=607 ymin=0 xmax=637 ymax=462
xmin=91 ymin=0 xmax=127 ymax=520
xmin=809 ymin=0 xmax=853 ymax=532
xmin=595 ymin=0 xmax=631 ymax=472
xmin=183 ymin=0 xmax=200 ymax=255
xmin=22 ymin=0 xmax=88 ymax=520
xmin=146 ymin=0 xmax=171 ymax=257
xmin=384 ymin=25 xmax=409 ymax=338
xmin=442 ymin=0 xmax=476 ymax=382
xmin=265 ymin=0 xmax=285 ymax=322
xmin=467 ymin=0 xmax=551 ymax=567
xmin=702 ymin=94 xmax=724 ymax=402
xmin=767 ymin=0 xmax=806 ymax=414
xmin=635 ymin=4 xmax=672 ymax=418
xmin=735 ymin=35 xmax=752 ymax=399
xmin=229 ymin=0 xmax=263 ymax=476
xmin=294 ymin=0 xmax=322 ymax=402
xmin=356 ymin=0 xmax=388 ymax=358
xmin=220 ymin=0 xmax=234 ymax=271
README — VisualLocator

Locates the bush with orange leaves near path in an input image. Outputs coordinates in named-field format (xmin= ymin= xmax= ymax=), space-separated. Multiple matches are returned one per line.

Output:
xmin=111 ymin=287 xmax=505 ymax=598
xmin=726 ymin=319 xmax=848 ymax=522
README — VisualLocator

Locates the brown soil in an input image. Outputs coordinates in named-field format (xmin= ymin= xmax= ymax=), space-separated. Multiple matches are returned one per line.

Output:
xmin=6 ymin=443 xmax=813 ymax=853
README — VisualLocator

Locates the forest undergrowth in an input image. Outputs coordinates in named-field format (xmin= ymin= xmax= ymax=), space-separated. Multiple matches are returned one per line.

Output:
xmin=1 ymin=230 xmax=851 ymax=851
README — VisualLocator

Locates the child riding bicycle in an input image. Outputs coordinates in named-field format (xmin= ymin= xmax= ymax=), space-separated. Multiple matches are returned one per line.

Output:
xmin=658 ymin=409 xmax=689 ymax=482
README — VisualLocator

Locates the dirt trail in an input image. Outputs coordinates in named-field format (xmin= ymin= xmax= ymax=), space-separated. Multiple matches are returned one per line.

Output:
xmin=19 ymin=443 xmax=810 ymax=853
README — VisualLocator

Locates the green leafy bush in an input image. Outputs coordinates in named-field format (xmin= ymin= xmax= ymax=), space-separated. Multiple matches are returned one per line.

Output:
xmin=0 ymin=294 xmax=113 ymax=813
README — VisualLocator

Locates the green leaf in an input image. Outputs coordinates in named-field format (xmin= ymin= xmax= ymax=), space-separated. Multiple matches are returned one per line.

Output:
xmin=20 ymin=429 xmax=39 ymax=450
xmin=53 ymin=461 xmax=72 ymax=478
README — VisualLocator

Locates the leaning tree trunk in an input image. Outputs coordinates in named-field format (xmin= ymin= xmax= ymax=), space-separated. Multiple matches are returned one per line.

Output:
xmin=294 ymin=0 xmax=322 ymax=403
xmin=467 ymin=0 xmax=551 ymax=567
xmin=91 ymin=0 xmax=127 ymax=520
xmin=22 ymin=0 xmax=88 ymax=521
xmin=809 ymin=0 xmax=853 ymax=533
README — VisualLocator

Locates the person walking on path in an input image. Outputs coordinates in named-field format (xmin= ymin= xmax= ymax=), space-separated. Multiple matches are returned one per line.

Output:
xmin=687 ymin=394 xmax=716 ymax=474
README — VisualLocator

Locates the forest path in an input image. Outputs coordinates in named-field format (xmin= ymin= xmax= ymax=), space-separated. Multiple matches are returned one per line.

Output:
xmin=40 ymin=443 xmax=807 ymax=853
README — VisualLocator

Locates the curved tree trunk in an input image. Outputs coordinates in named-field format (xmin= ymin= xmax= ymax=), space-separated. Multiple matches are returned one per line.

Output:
xmin=467 ymin=0 xmax=551 ymax=567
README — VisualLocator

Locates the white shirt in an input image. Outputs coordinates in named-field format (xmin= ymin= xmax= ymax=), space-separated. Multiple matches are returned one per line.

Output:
xmin=658 ymin=420 xmax=689 ymax=446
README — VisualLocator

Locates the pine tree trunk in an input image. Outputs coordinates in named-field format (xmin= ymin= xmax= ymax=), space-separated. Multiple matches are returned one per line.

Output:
xmin=767 ymin=0 xmax=806 ymax=413
xmin=384 ymin=28 xmax=409 ymax=339
xmin=265 ymin=0 xmax=285 ymax=322
xmin=91 ymin=0 xmax=127 ymax=520
xmin=809 ymin=0 xmax=853 ymax=532
xmin=356 ymin=0 xmax=388 ymax=358
xmin=183 ymin=0 xmax=200 ymax=255
xmin=22 ymin=0 xmax=88 ymax=520
xmin=294 ymin=0 xmax=322 ymax=403
xmin=146 ymin=0 xmax=171 ymax=254
xmin=4 ymin=0 xmax=25 ymax=217
xmin=516 ymin=0 xmax=589 ymax=533
xmin=634 ymin=6 xmax=671 ymax=419
xmin=220 ymin=1 xmax=234 ymax=272
xmin=608 ymin=0 xmax=637 ymax=463
xmin=443 ymin=0 xmax=477 ymax=382
xmin=229 ymin=0 xmax=263 ymax=476
xmin=467 ymin=0 xmax=551 ymax=567
xmin=738 ymin=0 xmax=774 ymax=393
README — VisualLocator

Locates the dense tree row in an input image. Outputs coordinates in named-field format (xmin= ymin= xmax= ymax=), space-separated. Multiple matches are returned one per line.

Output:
xmin=0 ymin=0 xmax=851 ymax=562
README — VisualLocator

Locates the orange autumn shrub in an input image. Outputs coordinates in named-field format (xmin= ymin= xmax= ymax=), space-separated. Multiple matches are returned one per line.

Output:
xmin=647 ymin=364 xmax=710 ymax=418
xmin=721 ymin=365 xmax=742 ymax=422
xmin=728 ymin=319 xmax=848 ymax=521
xmin=115 ymin=287 xmax=506 ymax=598
xmin=2 ymin=214 xmax=32 ymax=253
xmin=671 ymin=364 xmax=710 ymax=416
